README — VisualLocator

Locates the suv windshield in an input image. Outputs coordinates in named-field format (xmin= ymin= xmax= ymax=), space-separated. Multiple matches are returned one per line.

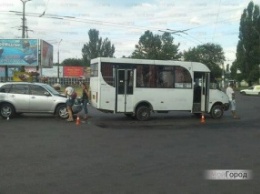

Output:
xmin=44 ymin=84 xmax=60 ymax=95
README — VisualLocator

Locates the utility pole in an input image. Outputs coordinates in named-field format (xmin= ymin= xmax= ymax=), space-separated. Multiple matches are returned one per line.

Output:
xmin=20 ymin=0 xmax=31 ymax=73
xmin=222 ymin=63 xmax=225 ymax=89
xmin=259 ymin=64 xmax=260 ymax=84
xmin=21 ymin=0 xmax=31 ymax=38
xmin=57 ymin=39 xmax=63 ymax=83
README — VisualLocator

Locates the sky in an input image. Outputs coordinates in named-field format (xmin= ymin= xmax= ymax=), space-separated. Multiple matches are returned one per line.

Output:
xmin=0 ymin=0 xmax=259 ymax=66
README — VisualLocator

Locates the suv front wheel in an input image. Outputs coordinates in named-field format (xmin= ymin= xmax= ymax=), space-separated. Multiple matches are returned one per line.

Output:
xmin=56 ymin=104 xmax=68 ymax=119
xmin=0 ymin=103 xmax=15 ymax=119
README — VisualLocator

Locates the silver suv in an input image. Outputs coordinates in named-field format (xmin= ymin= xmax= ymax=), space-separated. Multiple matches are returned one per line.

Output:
xmin=0 ymin=82 xmax=68 ymax=119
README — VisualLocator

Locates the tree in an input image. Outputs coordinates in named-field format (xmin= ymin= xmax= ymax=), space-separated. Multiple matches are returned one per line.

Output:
xmin=62 ymin=58 xmax=84 ymax=66
xmin=131 ymin=30 xmax=181 ymax=60
xmin=183 ymin=43 xmax=225 ymax=78
xmin=233 ymin=1 xmax=260 ymax=84
xmin=82 ymin=29 xmax=115 ymax=66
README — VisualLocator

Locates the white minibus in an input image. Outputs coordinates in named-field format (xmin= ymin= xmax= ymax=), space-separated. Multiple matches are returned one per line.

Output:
xmin=90 ymin=57 xmax=229 ymax=121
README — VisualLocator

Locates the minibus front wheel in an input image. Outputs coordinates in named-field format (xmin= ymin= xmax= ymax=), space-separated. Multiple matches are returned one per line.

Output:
xmin=210 ymin=104 xmax=223 ymax=119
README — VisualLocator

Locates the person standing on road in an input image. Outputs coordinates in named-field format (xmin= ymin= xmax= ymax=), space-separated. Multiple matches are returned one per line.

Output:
xmin=80 ymin=82 xmax=89 ymax=121
xmin=226 ymin=83 xmax=240 ymax=119
xmin=65 ymin=85 xmax=76 ymax=122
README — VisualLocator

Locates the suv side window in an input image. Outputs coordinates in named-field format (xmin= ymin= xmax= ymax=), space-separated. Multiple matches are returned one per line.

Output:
xmin=30 ymin=85 xmax=48 ymax=96
xmin=0 ymin=84 xmax=12 ymax=93
xmin=9 ymin=84 xmax=29 ymax=94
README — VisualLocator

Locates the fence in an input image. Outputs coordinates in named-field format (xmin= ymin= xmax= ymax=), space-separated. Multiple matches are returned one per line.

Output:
xmin=43 ymin=77 xmax=90 ymax=86
xmin=0 ymin=77 xmax=90 ymax=87
xmin=0 ymin=77 xmax=13 ymax=82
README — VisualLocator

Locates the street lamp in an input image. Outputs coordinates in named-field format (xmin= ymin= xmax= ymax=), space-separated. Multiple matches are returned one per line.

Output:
xmin=21 ymin=0 xmax=31 ymax=38
xmin=57 ymin=39 xmax=62 ymax=83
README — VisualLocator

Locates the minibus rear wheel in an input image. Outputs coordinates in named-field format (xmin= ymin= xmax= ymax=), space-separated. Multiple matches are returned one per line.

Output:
xmin=136 ymin=106 xmax=151 ymax=121
xmin=210 ymin=104 xmax=223 ymax=119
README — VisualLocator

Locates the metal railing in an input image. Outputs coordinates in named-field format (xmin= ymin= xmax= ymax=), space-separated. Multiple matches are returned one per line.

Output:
xmin=0 ymin=77 xmax=90 ymax=87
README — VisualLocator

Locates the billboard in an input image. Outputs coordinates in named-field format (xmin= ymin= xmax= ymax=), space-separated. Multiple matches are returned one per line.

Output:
xmin=41 ymin=40 xmax=53 ymax=68
xmin=0 ymin=39 xmax=38 ymax=66
xmin=63 ymin=66 xmax=84 ymax=77
xmin=42 ymin=66 xmax=63 ymax=77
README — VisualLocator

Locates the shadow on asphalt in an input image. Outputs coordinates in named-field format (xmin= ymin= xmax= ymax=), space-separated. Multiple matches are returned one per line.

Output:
xmin=92 ymin=113 xmax=245 ymax=130
xmin=0 ymin=106 xmax=249 ymax=130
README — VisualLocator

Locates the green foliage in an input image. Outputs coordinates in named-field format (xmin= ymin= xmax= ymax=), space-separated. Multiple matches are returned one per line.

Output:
xmin=234 ymin=1 xmax=260 ymax=83
xmin=82 ymin=29 xmax=115 ymax=66
xmin=249 ymin=65 xmax=260 ymax=81
xmin=183 ymin=43 xmax=225 ymax=78
xmin=62 ymin=58 xmax=84 ymax=66
xmin=230 ymin=62 xmax=243 ymax=81
xmin=131 ymin=31 xmax=181 ymax=60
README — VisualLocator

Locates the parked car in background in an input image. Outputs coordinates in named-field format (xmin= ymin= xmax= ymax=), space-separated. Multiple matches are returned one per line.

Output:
xmin=240 ymin=85 xmax=260 ymax=95
xmin=0 ymin=82 xmax=69 ymax=119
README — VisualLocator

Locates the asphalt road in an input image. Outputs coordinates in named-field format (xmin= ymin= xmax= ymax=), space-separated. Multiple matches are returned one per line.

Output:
xmin=0 ymin=92 xmax=260 ymax=194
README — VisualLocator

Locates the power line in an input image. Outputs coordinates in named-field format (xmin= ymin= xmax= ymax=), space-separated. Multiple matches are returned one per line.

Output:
xmin=2 ymin=9 xmax=239 ymax=48
xmin=2 ymin=9 xmax=241 ymax=44
xmin=5 ymin=10 xmax=194 ymax=35
xmin=1 ymin=6 xmax=241 ymax=63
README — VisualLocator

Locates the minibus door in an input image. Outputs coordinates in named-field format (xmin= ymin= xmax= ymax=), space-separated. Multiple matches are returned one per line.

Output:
xmin=200 ymin=73 xmax=210 ymax=112
xmin=116 ymin=69 xmax=134 ymax=113
xmin=193 ymin=72 xmax=210 ymax=112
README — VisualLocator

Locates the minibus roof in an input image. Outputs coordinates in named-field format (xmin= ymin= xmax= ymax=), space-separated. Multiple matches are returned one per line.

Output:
xmin=91 ymin=57 xmax=211 ymax=72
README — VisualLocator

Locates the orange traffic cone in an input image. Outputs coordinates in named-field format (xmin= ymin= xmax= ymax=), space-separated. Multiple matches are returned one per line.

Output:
xmin=201 ymin=113 xmax=205 ymax=123
xmin=76 ymin=116 xmax=80 ymax=125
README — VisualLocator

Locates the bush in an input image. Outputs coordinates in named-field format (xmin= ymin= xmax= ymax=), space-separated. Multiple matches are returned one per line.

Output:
xmin=53 ymin=83 xmax=61 ymax=91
